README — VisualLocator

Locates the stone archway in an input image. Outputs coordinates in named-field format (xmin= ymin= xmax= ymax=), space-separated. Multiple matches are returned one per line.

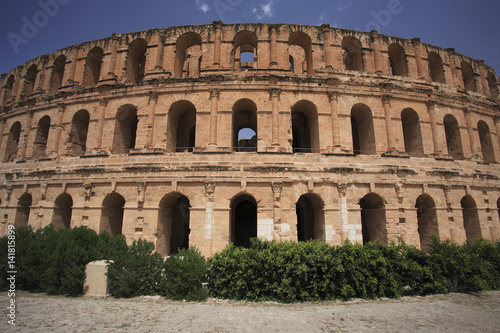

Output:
xmin=231 ymin=194 xmax=257 ymax=248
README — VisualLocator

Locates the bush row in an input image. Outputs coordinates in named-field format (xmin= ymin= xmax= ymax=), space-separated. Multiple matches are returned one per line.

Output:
xmin=207 ymin=238 xmax=500 ymax=302
xmin=1 ymin=226 xmax=499 ymax=302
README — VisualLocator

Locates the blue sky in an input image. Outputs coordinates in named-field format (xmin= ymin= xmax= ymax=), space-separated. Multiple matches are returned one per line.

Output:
xmin=1 ymin=0 xmax=499 ymax=75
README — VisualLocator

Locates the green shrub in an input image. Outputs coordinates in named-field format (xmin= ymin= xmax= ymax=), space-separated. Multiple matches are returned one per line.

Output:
xmin=107 ymin=239 xmax=164 ymax=298
xmin=208 ymin=238 xmax=500 ymax=303
xmin=161 ymin=248 xmax=208 ymax=301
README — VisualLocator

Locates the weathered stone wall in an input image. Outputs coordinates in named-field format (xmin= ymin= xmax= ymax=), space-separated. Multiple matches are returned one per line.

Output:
xmin=0 ymin=22 xmax=499 ymax=257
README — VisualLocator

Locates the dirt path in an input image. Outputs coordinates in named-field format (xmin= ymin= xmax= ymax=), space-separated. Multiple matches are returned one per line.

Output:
xmin=1 ymin=291 xmax=500 ymax=332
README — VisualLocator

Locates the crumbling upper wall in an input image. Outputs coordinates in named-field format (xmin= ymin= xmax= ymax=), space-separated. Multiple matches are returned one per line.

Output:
xmin=1 ymin=22 xmax=498 ymax=106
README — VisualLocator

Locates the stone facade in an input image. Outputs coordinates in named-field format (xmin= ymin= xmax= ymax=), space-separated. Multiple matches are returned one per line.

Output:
xmin=0 ymin=22 xmax=499 ymax=257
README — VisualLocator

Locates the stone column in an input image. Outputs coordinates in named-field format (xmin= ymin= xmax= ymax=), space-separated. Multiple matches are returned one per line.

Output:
xmin=412 ymin=38 xmax=427 ymax=80
xmin=382 ymin=94 xmax=395 ymax=152
xmin=21 ymin=110 xmax=34 ymax=159
xmin=209 ymin=88 xmax=220 ymax=149
xmin=269 ymin=88 xmax=280 ymax=147
xmin=269 ymin=24 xmax=278 ymax=68
xmin=337 ymin=183 xmax=350 ymax=243
xmin=494 ymin=116 xmax=500 ymax=151
xmin=477 ymin=60 xmax=490 ymax=96
xmin=204 ymin=181 xmax=215 ymax=256
xmin=426 ymin=100 xmax=441 ymax=156
xmin=328 ymin=92 xmax=340 ymax=151
xmin=0 ymin=117 xmax=6 ymax=154
xmin=147 ymin=91 xmax=158 ymax=149
xmin=96 ymin=97 xmax=108 ymax=152
xmin=213 ymin=21 xmax=222 ymax=65
xmin=102 ymin=34 xmax=121 ymax=82
xmin=321 ymin=24 xmax=333 ymax=70
xmin=155 ymin=35 xmax=165 ymax=71
xmin=371 ymin=30 xmax=386 ymax=74
xmin=51 ymin=102 xmax=66 ymax=156
xmin=446 ymin=48 xmax=458 ymax=87
xmin=271 ymin=182 xmax=283 ymax=240
xmin=66 ymin=47 xmax=80 ymax=84
xmin=463 ymin=107 xmax=478 ymax=159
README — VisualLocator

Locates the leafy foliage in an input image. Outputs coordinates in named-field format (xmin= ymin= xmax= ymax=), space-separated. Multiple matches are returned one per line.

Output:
xmin=207 ymin=238 xmax=500 ymax=303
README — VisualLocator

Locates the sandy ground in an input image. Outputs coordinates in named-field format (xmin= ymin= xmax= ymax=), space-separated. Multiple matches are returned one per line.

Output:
xmin=1 ymin=291 xmax=500 ymax=332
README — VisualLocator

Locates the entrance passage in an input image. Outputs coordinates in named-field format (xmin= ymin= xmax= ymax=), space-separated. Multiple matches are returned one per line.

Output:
xmin=461 ymin=195 xmax=481 ymax=241
xmin=360 ymin=193 xmax=387 ymax=245
xmin=296 ymin=194 xmax=324 ymax=241
xmin=416 ymin=194 xmax=438 ymax=251
xmin=157 ymin=193 xmax=190 ymax=256
xmin=100 ymin=193 xmax=125 ymax=236
xmin=231 ymin=195 xmax=257 ymax=248
xmin=52 ymin=193 xmax=73 ymax=229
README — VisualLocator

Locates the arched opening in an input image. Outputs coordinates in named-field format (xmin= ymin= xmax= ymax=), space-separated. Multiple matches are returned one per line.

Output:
xmin=443 ymin=114 xmax=464 ymax=160
xmin=478 ymin=120 xmax=495 ymax=163
xmin=4 ymin=121 xmax=21 ymax=162
xmin=289 ymin=55 xmax=294 ymax=70
xmin=175 ymin=32 xmax=202 ymax=78
xmin=157 ymin=193 xmax=190 ymax=256
xmin=289 ymin=31 xmax=313 ymax=75
xmin=15 ymin=193 xmax=32 ymax=228
xmin=296 ymin=194 xmax=324 ymax=241
xmin=291 ymin=100 xmax=318 ymax=153
xmin=3 ymin=75 xmax=15 ymax=104
xmin=388 ymin=43 xmax=408 ymax=76
xmin=112 ymin=105 xmax=138 ymax=154
xmin=351 ymin=103 xmax=376 ymax=155
xmin=49 ymin=55 xmax=66 ymax=93
xmin=428 ymin=52 xmax=445 ymax=84
xmin=230 ymin=194 xmax=257 ymax=248
xmin=359 ymin=193 xmax=387 ymax=245
xmin=23 ymin=65 xmax=37 ymax=97
xmin=82 ymin=47 xmax=103 ymax=86
xmin=33 ymin=115 xmax=51 ymax=159
xmin=461 ymin=61 xmax=477 ymax=92
xmin=125 ymin=39 xmax=147 ymax=82
xmin=487 ymin=71 xmax=499 ymax=100
xmin=416 ymin=194 xmax=438 ymax=251
xmin=66 ymin=110 xmax=90 ymax=156
xmin=233 ymin=30 xmax=257 ymax=69
xmin=497 ymin=197 xmax=500 ymax=224
xmin=52 ymin=193 xmax=73 ymax=230
xmin=167 ymin=101 xmax=196 ymax=152
xmin=401 ymin=108 xmax=424 ymax=156
xmin=461 ymin=195 xmax=481 ymax=241
xmin=233 ymin=99 xmax=257 ymax=152
xmin=100 ymin=193 xmax=125 ymax=236
xmin=342 ymin=36 xmax=364 ymax=71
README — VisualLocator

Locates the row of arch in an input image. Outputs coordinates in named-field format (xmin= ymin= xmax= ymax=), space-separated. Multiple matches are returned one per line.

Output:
xmin=13 ymin=191 xmax=498 ymax=254
xmin=3 ymin=29 xmax=499 ymax=105
xmin=3 ymin=100 xmax=496 ymax=163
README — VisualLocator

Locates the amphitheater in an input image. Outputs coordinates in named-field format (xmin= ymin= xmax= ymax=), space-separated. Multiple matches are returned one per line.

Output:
xmin=0 ymin=22 xmax=499 ymax=256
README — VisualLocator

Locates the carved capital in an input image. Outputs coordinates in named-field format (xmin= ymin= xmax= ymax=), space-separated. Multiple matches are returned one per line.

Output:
xmin=268 ymin=24 xmax=278 ymax=31
xmin=83 ymin=182 xmax=93 ymax=201
xmin=205 ymin=181 xmax=215 ymax=195
xmin=426 ymin=100 xmax=437 ymax=109
xmin=4 ymin=184 xmax=13 ymax=202
xmin=382 ymin=94 xmax=392 ymax=104
xmin=137 ymin=182 xmax=146 ymax=203
xmin=327 ymin=91 xmax=338 ymax=102
xmin=148 ymin=90 xmax=159 ymax=102
xmin=212 ymin=20 xmax=223 ymax=29
xmin=494 ymin=115 xmax=500 ymax=124
xmin=269 ymin=88 xmax=281 ymax=99
xmin=337 ymin=183 xmax=350 ymax=196
xmin=99 ymin=97 xmax=109 ymax=107
xmin=395 ymin=183 xmax=404 ymax=199
xmin=320 ymin=23 xmax=331 ymax=34
xmin=57 ymin=102 xmax=66 ymax=112
xmin=209 ymin=88 xmax=220 ymax=99
xmin=271 ymin=182 xmax=282 ymax=201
